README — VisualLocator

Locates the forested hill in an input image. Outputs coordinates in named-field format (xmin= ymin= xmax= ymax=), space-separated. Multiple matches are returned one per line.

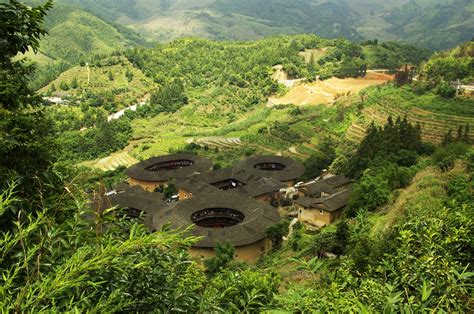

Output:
xmin=17 ymin=1 xmax=148 ymax=88
xmin=44 ymin=0 xmax=474 ymax=50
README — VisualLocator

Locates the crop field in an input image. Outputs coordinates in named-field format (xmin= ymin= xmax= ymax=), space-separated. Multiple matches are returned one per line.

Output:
xmin=87 ymin=151 xmax=139 ymax=171
xmin=346 ymin=101 xmax=474 ymax=144
xmin=188 ymin=137 xmax=244 ymax=149
xmin=268 ymin=74 xmax=393 ymax=107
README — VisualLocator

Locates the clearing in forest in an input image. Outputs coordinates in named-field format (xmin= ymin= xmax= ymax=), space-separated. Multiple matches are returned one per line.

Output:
xmin=268 ymin=73 xmax=393 ymax=107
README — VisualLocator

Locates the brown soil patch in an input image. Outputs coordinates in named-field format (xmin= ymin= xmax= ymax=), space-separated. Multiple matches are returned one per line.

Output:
xmin=268 ymin=75 xmax=393 ymax=106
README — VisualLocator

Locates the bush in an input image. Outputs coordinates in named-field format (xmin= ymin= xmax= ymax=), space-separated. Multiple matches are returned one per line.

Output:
xmin=435 ymin=82 xmax=457 ymax=98
xmin=347 ymin=174 xmax=391 ymax=215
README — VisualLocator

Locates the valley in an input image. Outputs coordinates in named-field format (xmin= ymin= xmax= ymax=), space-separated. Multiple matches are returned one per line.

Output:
xmin=1 ymin=1 xmax=473 ymax=312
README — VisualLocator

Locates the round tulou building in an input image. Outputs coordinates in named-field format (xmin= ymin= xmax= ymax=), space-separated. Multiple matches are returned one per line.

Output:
xmin=147 ymin=192 xmax=280 ymax=262
xmin=125 ymin=154 xmax=213 ymax=192
xmin=234 ymin=155 xmax=305 ymax=186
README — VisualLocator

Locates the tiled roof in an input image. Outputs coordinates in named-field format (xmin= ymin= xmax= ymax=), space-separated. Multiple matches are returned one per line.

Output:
xmin=125 ymin=154 xmax=213 ymax=182
xmin=295 ymin=189 xmax=351 ymax=212
xmin=146 ymin=191 xmax=280 ymax=248
xmin=234 ymin=155 xmax=305 ymax=182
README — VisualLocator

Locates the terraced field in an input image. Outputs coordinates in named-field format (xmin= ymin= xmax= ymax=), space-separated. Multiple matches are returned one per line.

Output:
xmin=89 ymin=151 xmax=139 ymax=171
xmin=188 ymin=137 xmax=244 ymax=149
xmin=346 ymin=104 xmax=474 ymax=144
xmin=269 ymin=74 xmax=393 ymax=107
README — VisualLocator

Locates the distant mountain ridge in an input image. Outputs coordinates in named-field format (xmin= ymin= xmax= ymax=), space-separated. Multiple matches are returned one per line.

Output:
xmin=48 ymin=0 xmax=473 ymax=50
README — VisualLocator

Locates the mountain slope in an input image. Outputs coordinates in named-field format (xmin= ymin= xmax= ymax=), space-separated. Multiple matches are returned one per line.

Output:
xmin=47 ymin=0 xmax=474 ymax=50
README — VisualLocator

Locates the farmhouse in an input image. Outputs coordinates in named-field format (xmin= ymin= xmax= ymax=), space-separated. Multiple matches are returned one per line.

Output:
xmin=174 ymin=167 xmax=287 ymax=205
xmin=174 ymin=177 xmax=220 ymax=200
xmin=296 ymin=189 xmax=351 ymax=227
xmin=234 ymin=155 xmax=305 ymax=186
xmin=233 ymin=177 xmax=287 ymax=205
xmin=299 ymin=174 xmax=352 ymax=198
xmin=125 ymin=154 xmax=213 ymax=192
xmin=147 ymin=192 xmax=280 ymax=262
xmin=90 ymin=184 xmax=164 ymax=219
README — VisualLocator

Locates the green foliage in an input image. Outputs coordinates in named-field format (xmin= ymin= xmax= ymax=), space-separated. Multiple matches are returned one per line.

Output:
xmin=0 ymin=183 xmax=206 ymax=312
xmin=204 ymin=242 xmax=236 ymax=275
xmin=348 ymin=172 xmax=391 ymax=214
xmin=276 ymin=164 xmax=473 ymax=312
xmin=301 ymin=137 xmax=336 ymax=180
xmin=58 ymin=117 xmax=132 ymax=163
xmin=163 ymin=184 xmax=177 ymax=198
xmin=362 ymin=42 xmax=431 ymax=70
xmin=59 ymin=80 xmax=69 ymax=90
xmin=435 ymin=81 xmax=456 ymax=98
xmin=432 ymin=142 xmax=470 ymax=171
xmin=201 ymin=268 xmax=280 ymax=312
xmin=0 ymin=0 xmax=58 ymax=222
xmin=348 ymin=116 xmax=423 ymax=178
xmin=150 ymin=79 xmax=188 ymax=113
xmin=265 ymin=220 xmax=290 ymax=250
xmin=423 ymin=42 xmax=474 ymax=83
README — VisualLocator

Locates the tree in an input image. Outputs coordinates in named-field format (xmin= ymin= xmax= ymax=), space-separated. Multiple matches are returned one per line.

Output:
xmin=0 ymin=0 xmax=56 ymax=223
xmin=60 ymin=81 xmax=69 ymax=91
xmin=204 ymin=242 xmax=236 ymax=275
xmin=71 ymin=77 xmax=78 ymax=89
xmin=394 ymin=64 xmax=412 ymax=86
xmin=108 ymin=70 xmax=114 ymax=81
xmin=150 ymin=79 xmax=188 ymax=113
xmin=347 ymin=175 xmax=391 ymax=215
xmin=125 ymin=68 xmax=133 ymax=82
xmin=265 ymin=220 xmax=290 ymax=250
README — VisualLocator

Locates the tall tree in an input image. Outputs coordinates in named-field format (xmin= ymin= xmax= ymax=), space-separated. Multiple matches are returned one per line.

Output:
xmin=0 ymin=0 xmax=56 ymax=221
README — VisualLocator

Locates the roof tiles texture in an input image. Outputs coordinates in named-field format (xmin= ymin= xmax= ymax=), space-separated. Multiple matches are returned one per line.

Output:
xmin=147 ymin=192 xmax=280 ymax=248
xmin=125 ymin=154 xmax=213 ymax=182
xmin=234 ymin=155 xmax=305 ymax=182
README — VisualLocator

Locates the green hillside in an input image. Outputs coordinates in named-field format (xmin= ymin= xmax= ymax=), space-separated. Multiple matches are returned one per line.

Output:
xmin=17 ymin=1 xmax=147 ymax=89
xmin=39 ymin=55 xmax=155 ymax=109
xmin=47 ymin=0 xmax=474 ymax=50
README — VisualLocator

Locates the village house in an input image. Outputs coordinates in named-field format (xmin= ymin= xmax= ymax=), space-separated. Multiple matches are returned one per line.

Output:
xmin=125 ymin=154 xmax=213 ymax=192
xmin=174 ymin=167 xmax=287 ymax=206
xmin=146 ymin=192 xmax=280 ymax=263
xmin=90 ymin=184 xmax=164 ymax=219
xmin=234 ymin=155 xmax=305 ymax=186
xmin=298 ymin=174 xmax=352 ymax=198
xmin=295 ymin=189 xmax=351 ymax=227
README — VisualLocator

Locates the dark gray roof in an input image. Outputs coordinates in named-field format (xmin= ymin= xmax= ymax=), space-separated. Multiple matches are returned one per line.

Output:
xmin=173 ymin=177 xmax=220 ymax=195
xmin=240 ymin=178 xmax=287 ymax=197
xmin=190 ymin=167 xmax=262 ymax=185
xmin=301 ymin=182 xmax=336 ymax=197
xmin=175 ymin=172 xmax=286 ymax=198
xmin=90 ymin=184 xmax=164 ymax=215
xmin=234 ymin=155 xmax=305 ymax=182
xmin=125 ymin=154 xmax=213 ymax=182
xmin=295 ymin=189 xmax=351 ymax=212
xmin=146 ymin=192 xmax=280 ymax=248
xmin=318 ymin=175 xmax=352 ymax=188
